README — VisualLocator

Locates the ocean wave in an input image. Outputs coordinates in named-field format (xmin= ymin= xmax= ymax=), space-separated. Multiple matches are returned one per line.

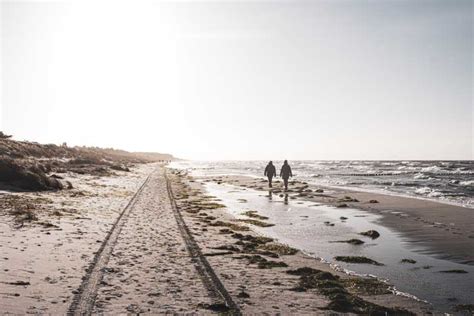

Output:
xmin=420 ymin=166 xmax=443 ymax=173
xmin=427 ymin=191 xmax=443 ymax=198
xmin=460 ymin=180 xmax=474 ymax=186
xmin=414 ymin=173 xmax=430 ymax=180
xmin=415 ymin=187 xmax=432 ymax=195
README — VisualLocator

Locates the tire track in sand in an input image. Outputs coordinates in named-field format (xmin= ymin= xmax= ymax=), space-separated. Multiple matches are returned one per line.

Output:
xmin=165 ymin=170 xmax=241 ymax=315
xmin=67 ymin=173 xmax=152 ymax=315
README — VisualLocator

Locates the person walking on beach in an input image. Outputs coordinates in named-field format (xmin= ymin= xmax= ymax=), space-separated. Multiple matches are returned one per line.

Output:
xmin=280 ymin=160 xmax=293 ymax=191
xmin=264 ymin=161 xmax=277 ymax=188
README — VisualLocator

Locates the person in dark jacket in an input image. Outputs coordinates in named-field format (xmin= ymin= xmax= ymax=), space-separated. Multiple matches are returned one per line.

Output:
xmin=280 ymin=160 xmax=293 ymax=191
xmin=264 ymin=161 xmax=277 ymax=188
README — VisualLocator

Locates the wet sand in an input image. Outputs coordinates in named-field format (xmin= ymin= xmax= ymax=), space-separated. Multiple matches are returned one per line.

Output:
xmin=210 ymin=175 xmax=474 ymax=266
xmin=169 ymin=170 xmax=432 ymax=314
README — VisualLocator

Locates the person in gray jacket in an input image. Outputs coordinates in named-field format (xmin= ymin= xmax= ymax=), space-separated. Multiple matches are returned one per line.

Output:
xmin=280 ymin=160 xmax=293 ymax=191
xmin=264 ymin=161 xmax=277 ymax=188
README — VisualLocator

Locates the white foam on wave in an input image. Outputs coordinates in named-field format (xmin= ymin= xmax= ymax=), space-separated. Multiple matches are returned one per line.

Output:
xmin=420 ymin=166 xmax=443 ymax=173
xmin=414 ymin=173 xmax=430 ymax=180
xmin=415 ymin=187 xmax=432 ymax=195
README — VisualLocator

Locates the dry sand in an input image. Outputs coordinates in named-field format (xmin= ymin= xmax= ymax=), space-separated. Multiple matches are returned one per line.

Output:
xmin=0 ymin=164 xmax=153 ymax=314
xmin=92 ymin=168 xmax=212 ymax=314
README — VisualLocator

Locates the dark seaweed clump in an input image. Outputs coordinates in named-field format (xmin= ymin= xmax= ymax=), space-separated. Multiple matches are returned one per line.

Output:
xmin=334 ymin=256 xmax=384 ymax=266
xmin=239 ymin=254 xmax=288 ymax=269
xmin=359 ymin=230 xmax=380 ymax=239
xmin=439 ymin=269 xmax=468 ymax=274
xmin=453 ymin=304 xmax=474 ymax=313
xmin=330 ymin=239 xmax=364 ymax=245
xmin=286 ymin=267 xmax=413 ymax=314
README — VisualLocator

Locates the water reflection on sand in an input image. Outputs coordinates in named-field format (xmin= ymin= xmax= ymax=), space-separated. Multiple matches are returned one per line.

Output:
xmin=205 ymin=182 xmax=474 ymax=313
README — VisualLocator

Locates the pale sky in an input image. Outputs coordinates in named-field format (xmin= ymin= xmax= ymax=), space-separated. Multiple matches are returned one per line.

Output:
xmin=1 ymin=0 xmax=473 ymax=160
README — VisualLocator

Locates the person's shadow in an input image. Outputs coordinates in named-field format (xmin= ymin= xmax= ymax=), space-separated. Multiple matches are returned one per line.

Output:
xmin=268 ymin=190 xmax=272 ymax=200
xmin=284 ymin=193 xmax=289 ymax=205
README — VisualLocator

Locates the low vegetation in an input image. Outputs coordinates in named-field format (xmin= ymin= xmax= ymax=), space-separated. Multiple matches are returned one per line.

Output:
xmin=0 ymin=133 xmax=174 ymax=191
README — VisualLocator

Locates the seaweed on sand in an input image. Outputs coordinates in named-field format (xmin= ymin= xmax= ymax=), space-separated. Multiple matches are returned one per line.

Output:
xmin=239 ymin=254 xmax=288 ymax=269
xmin=453 ymin=304 xmax=474 ymax=313
xmin=193 ymin=201 xmax=225 ymax=210
xmin=359 ymin=230 xmax=380 ymax=239
xmin=339 ymin=196 xmax=359 ymax=202
xmin=334 ymin=256 xmax=384 ymax=266
xmin=342 ymin=278 xmax=392 ymax=295
xmin=241 ymin=210 xmax=269 ymax=220
xmin=286 ymin=267 xmax=413 ymax=315
xmin=219 ymin=228 xmax=233 ymax=234
xmin=258 ymin=242 xmax=298 ymax=255
xmin=236 ymin=219 xmax=275 ymax=227
xmin=330 ymin=239 xmax=364 ymax=245
xmin=231 ymin=233 xmax=282 ymax=257
xmin=212 ymin=245 xmax=241 ymax=252
xmin=231 ymin=233 xmax=274 ymax=244
xmin=0 ymin=195 xmax=57 ymax=227
xmin=439 ymin=269 xmax=468 ymax=274
xmin=210 ymin=221 xmax=250 ymax=231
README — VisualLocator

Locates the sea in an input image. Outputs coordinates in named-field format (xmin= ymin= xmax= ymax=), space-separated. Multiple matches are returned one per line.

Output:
xmin=171 ymin=160 xmax=474 ymax=208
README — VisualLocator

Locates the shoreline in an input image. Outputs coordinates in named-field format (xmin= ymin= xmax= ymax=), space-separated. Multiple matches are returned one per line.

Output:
xmin=203 ymin=174 xmax=474 ymax=266
xmin=194 ymin=173 xmax=474 ymax=312
xmin=168 ymin=169 xmax=434 ymax=314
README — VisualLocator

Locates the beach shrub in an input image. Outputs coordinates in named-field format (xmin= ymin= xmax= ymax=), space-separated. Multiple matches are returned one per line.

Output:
xmin=0 ymin=158 xmax=63 ymax=191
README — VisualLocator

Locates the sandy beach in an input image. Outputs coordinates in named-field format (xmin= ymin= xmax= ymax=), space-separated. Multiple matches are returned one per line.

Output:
xmin=0 ymin=163 xmax=154 ymax=314
xmin=0 ymin=138 xmax=472 ymax=314
xmin=4 ymin=162 xmax=472 ymax=314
